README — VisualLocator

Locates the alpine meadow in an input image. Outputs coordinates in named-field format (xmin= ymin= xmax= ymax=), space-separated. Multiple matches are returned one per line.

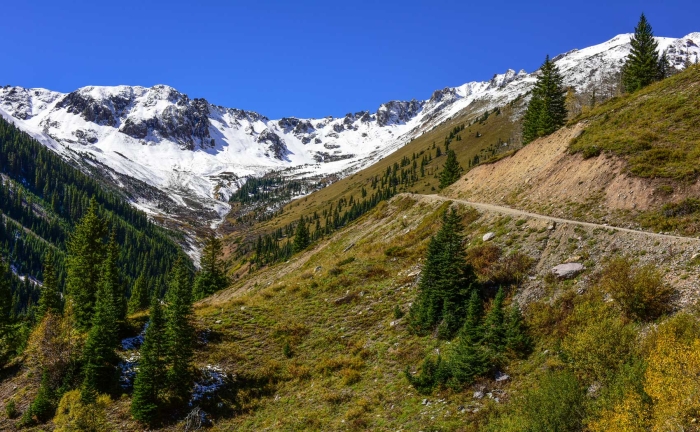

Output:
xmin=2 ymin=5 xmax=700 ymax=431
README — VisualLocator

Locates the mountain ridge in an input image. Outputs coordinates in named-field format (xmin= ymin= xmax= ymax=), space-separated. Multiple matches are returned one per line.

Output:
xmin=1 ymin=32 xmax=698 ymax=234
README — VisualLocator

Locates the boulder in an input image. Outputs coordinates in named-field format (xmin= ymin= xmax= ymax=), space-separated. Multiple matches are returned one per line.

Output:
xmin=552 ymin=263 xmax=585 ymax=279
xmin=483 ymin=232 xmax=496 ymax=242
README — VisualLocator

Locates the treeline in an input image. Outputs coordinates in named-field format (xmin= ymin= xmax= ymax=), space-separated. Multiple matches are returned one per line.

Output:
xmin=0 ymin=117 xmax=185 ymax=313
xmin=4 ymin=201 xmax=206 ymax=429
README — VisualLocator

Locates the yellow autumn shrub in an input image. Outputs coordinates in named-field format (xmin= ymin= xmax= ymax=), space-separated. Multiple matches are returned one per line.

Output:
xmin=588 ymin=391 xmax=649 ymax=432
xmin=644 ymin=314 xmax=700 ymax=432
xmin=53 ymin=390 xmax=113 ymax=432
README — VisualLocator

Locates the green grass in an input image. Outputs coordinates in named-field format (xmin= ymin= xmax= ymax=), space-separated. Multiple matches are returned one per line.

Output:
xmin=569 ymin=65 xmax=700 ymax=181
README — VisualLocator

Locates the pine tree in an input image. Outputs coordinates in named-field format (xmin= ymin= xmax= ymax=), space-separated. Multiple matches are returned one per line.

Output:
xmin=38 ymin=250 xmax=62 ymax=317
xmin=439 ymin=150 xmax=463 ymax=189
xmin=657 ymin=50 xmax=672 ymax=79
xmin=0 ymin=263 xmax=13 ymax=336
xmin=66 ymin=198 xmax=107 ymax=331
xmin=131 ymin=294 xmax=166 ymax=425
xmin=21 ymin=370 xmax=56 ymax=424
xmin=128 ymin=271 xmax=149 ymax=314
xmin=193 ymin=235 xmax=228 ymax=300
xmin=292 ymin=218 xmax=310 ymax=253
xmin=460 ymin=290 xmax=483 ymax=343
xmin=80 ymin=262 xmax=120 ymax=401
xmin=622 ymin=13 xmax=661 ymax=92
xmin=409 ymin=209 xmax=479 ymax=336
xmin=482 ymin=288 xmax=506 ymax=354
xmin=522 ymin=55 xmax=567 ymax=144
xmin=165 ymin=258 xmax=194 ymax=403
xmin=447 ymin=326 xmax=489 ymax=389
xmin=103 ymin=229 xmax=126 ymax=326
xmin=504 ymin=303 xmax=532 ymax=357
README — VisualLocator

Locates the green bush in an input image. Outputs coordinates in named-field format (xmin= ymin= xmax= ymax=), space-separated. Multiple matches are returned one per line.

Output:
xmin=5 ymin=398 xmax=18 ymax=419
xmin=599 ymin=256 xmax=673 ymax=321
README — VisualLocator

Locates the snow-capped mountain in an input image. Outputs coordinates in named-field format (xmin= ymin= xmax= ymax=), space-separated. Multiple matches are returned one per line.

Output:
xmin=1 ymin=33 xmax=699 ymax=230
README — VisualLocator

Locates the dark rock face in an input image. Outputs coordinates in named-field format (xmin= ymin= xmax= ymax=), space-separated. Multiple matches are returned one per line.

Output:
xmin=55 ymin=90 xmax=131 ymax=127
xmin=425 ymin=88 xmax=457 ymax=112
xmin=376 ymin=100 xmax=423 ymax=126
xmin=313 ymin=152 xmax=354 ymax=163
xmin=119 ymin=95 xmax=211 ymax=150
xmin=278 ymin=117 xmax=300 ymax=130
xmin=332 ymin=123 xmax=345 ymax=133
xmin=256 ymin=129 xmax=289 ymax=160
xmin=293 ymin=120 xmax=314 ymax=135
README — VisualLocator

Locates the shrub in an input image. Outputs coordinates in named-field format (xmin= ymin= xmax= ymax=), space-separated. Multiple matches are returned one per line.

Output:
xmin=384 ymin=246 xmax=407 ymax=257
xmin=643 ymin=313 xmax=700 ymax=431
xmin=562 ymin=302 xmax=636 ymax=382
xmin=393 ymin=305 xmax=405 ymax=319
xmin=53 ymin=390 xmax=112 ymax=432
xmin=599 ymin=256 xmax=673 ymax=321
xmin=341 ymin=368 xmax=362 ymax=385
xmin=466 ymin=244 xmax=502 ymax=276
xmin=519 ymin=371 xmax=586 ymax=432
xmin=5 ymin=398 xmax=18 ymax=419
xmin=488 ymin=252 xmax=534 ymax=285
xmin=336 ymin=257 xmax=355 ymax=266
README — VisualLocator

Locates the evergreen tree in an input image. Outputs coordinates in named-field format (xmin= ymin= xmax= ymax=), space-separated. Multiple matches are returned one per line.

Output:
xmin=292 ymin=218 xmax=310 ymax=253
xmin=80 ymin=263 xmax=120 ymax=401
xmin=622 ymin=13 xmax=661 ymax=92
xmin=482 ymin=288 xmax=506 ymax=354
xmin=447 ymin=326 xmax=489 ymax=389
xmin=405 ymin=355 xmax=450 ymax=394
xmin=66 ymin=198 xmax=107 ymax=331
xmin=461 ymin=290 xmax=483 ymax=343
xmin=439 ymin=150 xmax=463 ymax=189
xmin=409 ymin=209 xmax=479 ymax=336
xmin=504 ymin=303 xmax=532 ymax=357
xmin=103 ymin=229 xmax=126 ymax=326
xmin=657 ymin=50 xmax=672 ymax=79
xmin=131 ymin=293 xmax=167 ymax=425
xmin=22 ymin=371 xmax=55 ymax=424
xmin=522 ymin=56 xmax=567 ymax=144
xmin=0 ymin=263 xmax=13 ymax=335
xmin=165 ymin=258 xmax=195 ymax=403
xmin=193 ymin=235 xmax=228 ymax=300
xmin=127 ymin=271 xmax=149 ymax=314
xmin=38 ymin=250 xmax=62 ymax=317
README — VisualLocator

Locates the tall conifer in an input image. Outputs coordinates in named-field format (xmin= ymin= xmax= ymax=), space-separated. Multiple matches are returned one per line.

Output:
xmin=80 ymin=265 xmax=120 ymax=401
xmin=131 ymin=294 xmax=166 ymax=425
xmin=128 ymin=271 xmax=150 ymax=314
xmin=439 ymin=150 xmax=463 ymax=189
xmin=193 ymin=235 xmax=228 ymax=300
xmin=292 ymin=218 xmax=310 ymax=253
xmin=522 ymin=56 xmax=567 ymax=144
xmin=409 ymin=209 xmax=479 ymax=336
xmin=66 ymin=198 xmax=107 ymax=330
xmin=103 ymin=229 xmax=126 ymax=326
xmin=622 ymin=14 xmax=661 ymax=92
xmin=482 ymin=288 xmax=506 ymax=354
xmin=38 ymin=250 xmax=62 ymax=317
xmin=165 ymin=258 xmax=194 ymax=403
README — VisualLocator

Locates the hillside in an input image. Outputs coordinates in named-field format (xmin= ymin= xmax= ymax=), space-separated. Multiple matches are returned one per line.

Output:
xmin=4 ymin=23 xmax=700 ymax=432
xmin=445 ymin=65 xmax=700 ymax=236
xmin=2 ymin=33 xmax=698 ymax=234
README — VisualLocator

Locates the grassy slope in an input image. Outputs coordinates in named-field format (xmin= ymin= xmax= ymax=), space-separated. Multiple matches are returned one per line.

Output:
xmin=570 ymin=65 xmax=700 ymax=180
xmin=199 ymin=197 xmax=500 ymax=431
xmin=220 ymin=100 xmax=523 ymax=257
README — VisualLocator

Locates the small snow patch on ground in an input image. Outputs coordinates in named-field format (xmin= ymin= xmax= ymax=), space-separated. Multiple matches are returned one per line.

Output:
xmin=190 ymin=365 xmax=227 ymax=406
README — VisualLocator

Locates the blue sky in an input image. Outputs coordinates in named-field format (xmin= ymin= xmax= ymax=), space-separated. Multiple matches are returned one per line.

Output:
xmin=3 ymin=1 xmax=698 ymax=118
